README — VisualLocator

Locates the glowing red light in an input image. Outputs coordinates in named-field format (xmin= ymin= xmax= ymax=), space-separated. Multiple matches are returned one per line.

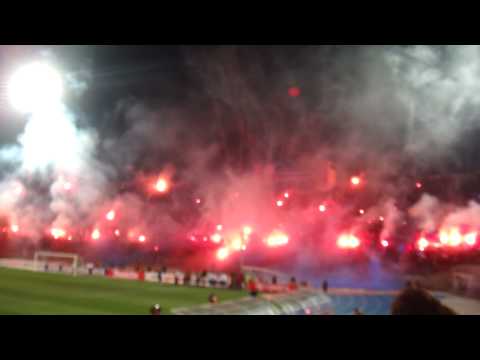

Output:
xmin=114 ymin=229 xmax=120 ymax=237
xmin=288 ymin=86 xmax=301 ymax=97
xmin=211 ymin=233 xmax=222 ymax=243
xmin=231 ymin=237 xmax=243 ymax=251
xmin=465 ymin=232 xmax=477 ymax=246
xmin=337 ymin=234 xmax=360 ymax=249
xmin=359 ymin=209 xmax=365 ymax=215
xmin=350 ymin=176 xmax=361 ymax=186
xmin=265 ymin=231 xmax=289 ymax=248
xmin=381 ymin=239 xmax=389 ymax=248
xmin=417 ymin=237 xmax=429 ymax=251
xmin=195 ymin=198 xmax=201 ymax=204
xmin=10 ymin=224 xmax=19 ymax=233
xmin=284 ymin=192 xmax=289 ymax=199
xmin=216 ymin=247 xmax=230 ymax=261
xmin=276 ymin=200 xmax=284 ymax=207
xmin=154 ymin=246 xmax=159 ymax=252
xmin=51 ymin=228 xmax=66 ymax=239
xmin=216 ymin=224 xmax=223 ymax=231
xmin=138 ymin=235 xmax=146 ymax=243
xmin=243 ymin=226 xmax=252 ymax=237
xmin=416 ymin=182 xmax=422 ymax=189
xmin=319 ymin=204 xmax=327 ymax=213
xmin=154 ymin=177 xmax=169 ymax=193
xmin=379 ymin=216 xmax=384 ymax=222
xmin=91 ymin=229 xmax=101 ymax=240
xmin=106 ymin=210 xmax=115 ymax=221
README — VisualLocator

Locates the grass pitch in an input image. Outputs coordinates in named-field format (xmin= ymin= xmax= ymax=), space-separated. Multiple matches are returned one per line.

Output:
xmin=0 ymin=267 xmax=246 ymax=315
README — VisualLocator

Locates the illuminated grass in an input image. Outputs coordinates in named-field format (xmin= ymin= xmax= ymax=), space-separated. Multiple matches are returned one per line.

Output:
xmin=0 ymin=267 xmax=245 ymax=315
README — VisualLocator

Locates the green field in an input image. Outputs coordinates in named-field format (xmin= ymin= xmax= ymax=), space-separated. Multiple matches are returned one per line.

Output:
xmin=0 ymin=267 xmax=246 ymax=315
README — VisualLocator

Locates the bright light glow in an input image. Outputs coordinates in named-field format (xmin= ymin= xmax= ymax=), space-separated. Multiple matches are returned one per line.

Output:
xmin=10 ymin=224 xmax=19 ymax=233
xmin=381 ymin=239 xmax=389 ymax=248
xmin=350 ymin=176 xmax=361 ymax=186
xmin=216 ymin=247 xmax=230 ymax=261
xmin=359 ymin=209 xmax=365 ymax=215
xmin=337 ymin=234 xmax=360 ymax=249
xmin=265 ymin=231 xmax=289 ymax=247
xmin=195 ymin=198 xmax=201 ymax=204
xmin=231 ymin=237 xmax=243 ymax=251
xmin=439 ymin=230 xmax=449 ymax=245
xmin=276 ymin=200 xmax=284 ymax=207
xmin=379 ymin=216 xmax=384 ymax=222
xmin=138 ymin=235 xmax=146 ymax=243
xmin=418 ymin=237 xmax=429 ymax=251
xmin=155 ymin=178 xmax=169 ymax=193
xmin=51 ymin=228 xmax=66 ymax=239
xmin=449 ymin=228 xmax=462 ymax=247
xmin=416 ymin=182 xmax=422 ymax=189
xmin=284 ymin=192 xmax=289 ymax=199
xmin=106 ymin=210 xmax=115 ymax=221
xmin=319 ymin=204 xmax=327 ymax=212
xmin=8 ymin=62 xmax=63 ymax=114
xmin=114 ymin=229 xmax=120 ymax=237
xmin=465 ymin=232 xmax=477 ymax=246
xmin=63 ymin=182 xmax=72 ymax=191
xmin=91 ymin=229 xmax=100 ymax=240
xmin=243 ymin=226 xmax=252 ymax=237
xmin=216 ymin=224 xmax=223 ymax=231
xmin=211 ymin=233 xmax=222 ymax=243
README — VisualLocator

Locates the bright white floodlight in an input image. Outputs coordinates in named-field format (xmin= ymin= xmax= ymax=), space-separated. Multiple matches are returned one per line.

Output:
xmin=8 ymin=62 xmax=63 ymax=113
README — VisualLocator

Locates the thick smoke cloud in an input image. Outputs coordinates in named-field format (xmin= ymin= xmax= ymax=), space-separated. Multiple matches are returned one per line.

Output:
xmin=2 ymin=46 xmax=480 ymax=274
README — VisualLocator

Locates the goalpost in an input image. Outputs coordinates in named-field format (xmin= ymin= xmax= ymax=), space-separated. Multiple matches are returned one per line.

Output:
xmin=33 ymin=251 xmax=80 ymax=276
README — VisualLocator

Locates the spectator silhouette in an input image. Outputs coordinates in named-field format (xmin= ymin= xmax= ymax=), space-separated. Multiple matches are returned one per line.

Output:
xmin=391 ymin=288 xmax=456 ymax=315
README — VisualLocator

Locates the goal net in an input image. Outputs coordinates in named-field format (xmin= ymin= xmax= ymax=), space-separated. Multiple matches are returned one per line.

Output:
xmin=33 ymin=251 xmax=80 ymax=276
